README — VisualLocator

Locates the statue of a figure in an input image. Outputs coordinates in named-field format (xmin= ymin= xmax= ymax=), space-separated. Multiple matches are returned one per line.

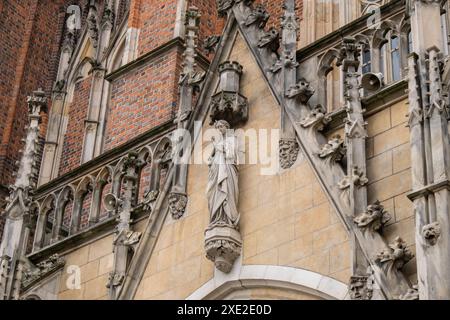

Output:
xmin=206 ymin=120 xmax=240 ymax=229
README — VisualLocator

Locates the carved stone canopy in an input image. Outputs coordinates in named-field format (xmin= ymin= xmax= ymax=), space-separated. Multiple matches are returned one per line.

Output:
xmin=209 ymin=61 xmax=248 ymax=127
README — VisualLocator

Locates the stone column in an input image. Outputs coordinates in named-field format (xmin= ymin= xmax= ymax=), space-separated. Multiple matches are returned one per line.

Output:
xmin=280 ymin=0 xmax=300 ymax=169
xmin=106 ymin=152 xmax=143 ymax=300
xmin=170 ymin=7 xmax=204 ymax=220
xmin=407 ymin=0 xmax=450 ymax=299
xmin=0 ymin=89 xmax=47 ymax=300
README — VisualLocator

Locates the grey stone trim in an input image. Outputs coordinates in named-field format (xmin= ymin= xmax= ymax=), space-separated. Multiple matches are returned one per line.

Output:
xmin=230 ymin=1 xmax=412 ymax=299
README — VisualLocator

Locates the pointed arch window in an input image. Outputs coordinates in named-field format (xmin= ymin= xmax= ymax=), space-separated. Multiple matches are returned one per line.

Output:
xmin=390 ymin=35 xmax=401 ymax=82
xmin=362 ymin=48 xmax=372 ymax=74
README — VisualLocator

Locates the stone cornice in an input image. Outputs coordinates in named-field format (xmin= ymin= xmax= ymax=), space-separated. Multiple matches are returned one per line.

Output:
xmin=105 ymin=37 xmax=210 ymax=82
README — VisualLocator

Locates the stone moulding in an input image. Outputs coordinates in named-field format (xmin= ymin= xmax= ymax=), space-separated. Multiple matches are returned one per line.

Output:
xmin=205 ymin=226 xmax=242 ymax=274
xmin=21 ymin=254 xmax=65 ymax=291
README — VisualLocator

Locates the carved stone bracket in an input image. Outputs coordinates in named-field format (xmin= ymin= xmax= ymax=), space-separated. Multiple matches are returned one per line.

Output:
xmin=338 ymin=166 xmax=368 ymax=190
xmin=87 ymin=5 xmax=99 ymax=48
xmin=205 ymin=226 xmax=242 ymax=273
xmin=354 ymin=200 xmax=391 ymax=232
xmin=286 ymin=79 xmax=315 ymax=103
xmin=279 ymin=138 xmax=300 ymax=170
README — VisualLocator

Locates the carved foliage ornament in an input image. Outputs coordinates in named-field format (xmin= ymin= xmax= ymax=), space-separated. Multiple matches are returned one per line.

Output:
xmin=279 ymin=139 xmax=300 ymax=169
xmin=258 ymin=28 xmax=280 ymax=53
xmin=376 ymin=237 xmax=414 ymax=270
xmin=299 ymin=104 xmax=331 ymax=131
xmin=354 ymin=200 xmax=391 ymax=232
xmin=204 ymin=35 xmax=221 ymax=54
xmin=286 ymin=79 xmax=315 ymax=103
xmin=318 ymin=135 xmax=346 ymax=164
xmin=338 ymin=166 xmax=368 ymax=190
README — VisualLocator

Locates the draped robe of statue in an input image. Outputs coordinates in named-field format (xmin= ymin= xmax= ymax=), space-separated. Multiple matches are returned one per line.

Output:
xmin=206 ymin=125 xmax=240 ymax=229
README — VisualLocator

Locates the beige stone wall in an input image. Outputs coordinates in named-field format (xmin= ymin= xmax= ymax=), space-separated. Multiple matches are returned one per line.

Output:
xmin=365 ymin=100 xmax=416 ymax=282
xmin=57 ymin=220 xmax=147 ymax=300
xmin=134 ymin=33 xmax=351 ymax=300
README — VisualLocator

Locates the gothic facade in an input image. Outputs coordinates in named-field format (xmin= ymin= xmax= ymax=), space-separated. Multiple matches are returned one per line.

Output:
xmin=1 ymin=0 xmax=450 ymax=300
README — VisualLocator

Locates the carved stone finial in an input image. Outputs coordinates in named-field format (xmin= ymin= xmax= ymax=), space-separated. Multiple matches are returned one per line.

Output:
xmin=349 ymin=274 xmax=374 ymax=300
xmin=279 ymin=138 xmax=300 ymax=169
xmin=422 ymin=221 xmax=441 ymax=245
xmin=245 ymin=4 xmax=269 ymax=29
xmin=354 ymin=200 xmax=391 ymax=232
xmin=299 ymin=104 xmax=331 ymax=131
xmin=318 ymin=135 xmax=346 ymax=164
xmin=376 ymin=237 xmax=414 ymax=270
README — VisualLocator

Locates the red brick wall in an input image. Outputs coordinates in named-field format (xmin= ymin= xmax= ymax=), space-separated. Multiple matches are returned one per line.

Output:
xmin=104 ymin=48 xmax=182 ymax=150
xmin=0 ymin=0 xmax=81 ymax=238
xmin=58 ymin=77 xmax=92 ymax=176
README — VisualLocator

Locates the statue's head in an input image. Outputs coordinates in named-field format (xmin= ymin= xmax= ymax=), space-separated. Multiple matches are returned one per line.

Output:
xmin=214 ymin=120 xmax=230 ymax=135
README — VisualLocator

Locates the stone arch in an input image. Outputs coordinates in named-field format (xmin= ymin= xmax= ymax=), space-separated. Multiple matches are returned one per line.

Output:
xmin=137 ymin=146 xmax=154 ymax=203
xmin=33 ymin=194 xmax=56 ymax=251
xmin=51 ymin=185 xmax=75 ymax=243
xmin=90 ymin=166 xmax=113 ymax=224
xmin=146 ymin=137 xmax=173 ymax=202
xmin=71 ymin=176 xmax=94 ymax=234
xmin=318 ymin=48 xmax=342 ymax=111
xmin=187 ymin=265 xmax=349 ymax=300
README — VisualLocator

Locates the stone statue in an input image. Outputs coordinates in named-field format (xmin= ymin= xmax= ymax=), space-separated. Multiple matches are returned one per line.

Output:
xmin=206 ymin=120 xmax=240 ymax=229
